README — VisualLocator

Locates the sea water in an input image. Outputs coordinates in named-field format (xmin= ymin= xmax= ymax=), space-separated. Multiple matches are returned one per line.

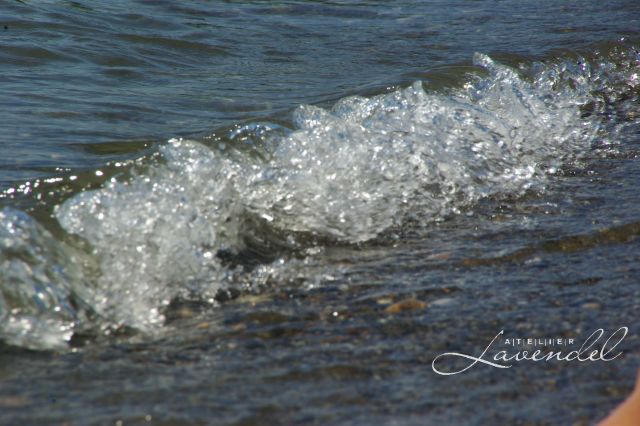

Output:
xmin=1 ymin=1 xmax=639 ymax=424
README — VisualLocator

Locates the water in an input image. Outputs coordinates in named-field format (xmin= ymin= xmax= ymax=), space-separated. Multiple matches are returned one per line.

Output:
xmin=1 ymin=1 xmax=640 ymax=424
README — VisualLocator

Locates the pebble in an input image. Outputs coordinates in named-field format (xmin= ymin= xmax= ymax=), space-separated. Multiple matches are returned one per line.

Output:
xmin=581 ymin=302 xmax=601 ymax=310
xmin=385 ymin=298 xmax=427 ymax=314
xmin=0 ymin=396 xmax=28 ymax=407
xmin=234 ymin=294 xmax=272 ymax=306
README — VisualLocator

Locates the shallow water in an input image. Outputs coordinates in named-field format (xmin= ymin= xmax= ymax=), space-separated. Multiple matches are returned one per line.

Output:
xmin=1 ymin=1 xmax=640 ymax=425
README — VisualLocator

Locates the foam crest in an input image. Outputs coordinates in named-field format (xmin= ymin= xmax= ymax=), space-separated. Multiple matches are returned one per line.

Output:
xmin=244 ymin=53 xmax=597 ymax=240
xmin=56 ymin=139 xmax=245 ymax=331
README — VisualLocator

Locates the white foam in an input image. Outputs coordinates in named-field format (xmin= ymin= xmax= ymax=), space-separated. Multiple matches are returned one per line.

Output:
xmin=56 ymin=139 xmax=246 ymax=331
xmin=243 ymin=53 xmax=597 ymax=240
xmin=56 ymin=54 xmax=597 ymax=331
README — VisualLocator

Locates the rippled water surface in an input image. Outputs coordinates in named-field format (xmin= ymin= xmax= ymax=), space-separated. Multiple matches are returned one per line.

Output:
xmin=1 ymin=1 xmax=640 ymax=425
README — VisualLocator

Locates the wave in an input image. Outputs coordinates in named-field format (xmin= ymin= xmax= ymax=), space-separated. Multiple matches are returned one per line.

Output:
xmin=1 ymin=46 xmax=638 ymax=350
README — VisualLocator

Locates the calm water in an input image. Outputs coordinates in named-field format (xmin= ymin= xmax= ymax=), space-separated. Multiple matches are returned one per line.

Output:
xmin=1 ymin=1 xmax=640 ymax=425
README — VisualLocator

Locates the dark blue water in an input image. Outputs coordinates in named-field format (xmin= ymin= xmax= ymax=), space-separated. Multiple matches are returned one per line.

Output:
xmin=1 ymin=1 xmax=640 ymax=425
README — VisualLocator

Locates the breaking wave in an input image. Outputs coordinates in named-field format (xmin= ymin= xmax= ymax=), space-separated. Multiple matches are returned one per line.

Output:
xmin=1 ymin=47 xmax=638 ymax=349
